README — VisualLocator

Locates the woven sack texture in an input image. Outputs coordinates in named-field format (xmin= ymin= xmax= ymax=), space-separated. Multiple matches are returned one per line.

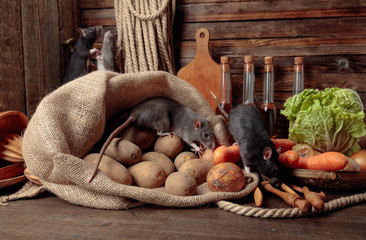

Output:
xmin=20 ymin=70 xmax=258 ymax=209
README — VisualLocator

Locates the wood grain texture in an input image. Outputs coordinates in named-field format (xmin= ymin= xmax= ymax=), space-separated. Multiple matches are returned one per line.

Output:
xmin=176 ymin=3 xmax=366 ymax=22
xmin=59 ymin=0 xmax=80 ymax=80
xmin=80 ymin=1 xmax=366 ymax=26
xmin=175 ymin=38 xmax=366 ymax=59
xmin=0 ymin=191 xmax=365 ymax=240
xmin=21 ymin=0 xmax=62 ymax=117
xmin=175 ymin=17 xmax=366 ymax=40
xmin=22 ymin=0 xmax=61 ymax=116
xmin=0 ymin=0 xmax=25 ymax=113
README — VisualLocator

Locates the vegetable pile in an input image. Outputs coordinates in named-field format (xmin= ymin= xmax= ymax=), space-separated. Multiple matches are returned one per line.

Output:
xmin=83 ymin=124 xmax=248 ymax=196
xmin=281 ymin=87 xmax=366 ymax=156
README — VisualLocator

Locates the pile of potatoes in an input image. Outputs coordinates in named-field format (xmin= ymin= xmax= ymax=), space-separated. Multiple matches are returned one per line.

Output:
xmin=84 ymin=124 xmax=214 ymax=196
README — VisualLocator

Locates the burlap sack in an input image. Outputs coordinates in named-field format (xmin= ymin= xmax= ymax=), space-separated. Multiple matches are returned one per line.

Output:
xmin=14 ymin=71 xmax=258 ymax=209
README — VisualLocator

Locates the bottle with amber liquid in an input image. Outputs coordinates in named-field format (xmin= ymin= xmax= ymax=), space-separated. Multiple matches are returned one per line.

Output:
xmin=260 ymin=56 xmax=278 ymax=138
xmin=243 ymin=55 xmax=256 ymax=106
xmin=293 ymin=57 xmax=304 ymax=95
xmin=217 ymin=56 xmax=233 ymax=115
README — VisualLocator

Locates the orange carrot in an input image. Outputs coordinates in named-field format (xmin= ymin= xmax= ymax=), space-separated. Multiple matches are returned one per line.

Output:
xmin=213 ymin=144 xmax=241 ymax=165
xmin=278 ymin=150 xmax=299 ymax=168
xmin=305 ymin=152 xmax=348 ymax=171
xmin=271 ymin=139 xmax=295 ymax=153
xmin=296 ymin=157 xmax=308 ymax=169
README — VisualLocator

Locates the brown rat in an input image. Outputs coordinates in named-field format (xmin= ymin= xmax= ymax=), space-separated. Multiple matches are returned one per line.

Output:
xmin=88 ymin=97 xmax=216 ymax=182
xmin=63 ymin=26 xmax=103 ymax=84
xmin=96 ymin=31 xmax=116 ymax=71
xmin=211 ymin=92 xmax=281 ymax=187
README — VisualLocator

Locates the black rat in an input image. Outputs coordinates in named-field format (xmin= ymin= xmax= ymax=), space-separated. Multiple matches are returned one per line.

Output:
xmin=88 ymin=97 xmax=216 ymax=183
xmin=211 ymin=92 xmax=281 ymax=187
xmin=63 ymin=26 xmax=103 ymax=84
xmin=97 ymin=31 xmax=116 ymax=71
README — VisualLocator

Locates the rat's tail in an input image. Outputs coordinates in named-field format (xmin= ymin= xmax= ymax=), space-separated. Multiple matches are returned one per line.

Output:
xmin=88 ymin=115 xmax=136 ymax=183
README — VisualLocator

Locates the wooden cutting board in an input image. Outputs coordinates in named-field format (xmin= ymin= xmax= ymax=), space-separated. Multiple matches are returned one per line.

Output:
xmin=177 ymin=28 xmax=221 ymax=113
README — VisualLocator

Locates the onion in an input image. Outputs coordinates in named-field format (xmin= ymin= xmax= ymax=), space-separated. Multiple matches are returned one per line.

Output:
xmin=350 ymin=150 xmax=366 ymax=171
xmin=207 ymin=163 xmax=245 ymax=192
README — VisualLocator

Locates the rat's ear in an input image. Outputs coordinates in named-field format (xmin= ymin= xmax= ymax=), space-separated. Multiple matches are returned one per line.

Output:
xmin=194 ymin=119 xmax=202 ymax=129
xmin=263 ymin=147 xmax=272 ymax=161
xmin=78 ymin=28 xmax=86 ymax=37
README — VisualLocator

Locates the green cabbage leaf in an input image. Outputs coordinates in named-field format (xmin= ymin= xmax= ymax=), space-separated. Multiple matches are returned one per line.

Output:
xmin=281 ymin=87 xmax=366 ymax=156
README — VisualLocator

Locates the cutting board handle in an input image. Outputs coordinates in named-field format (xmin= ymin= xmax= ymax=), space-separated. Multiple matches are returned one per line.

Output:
xmin=195 ymin=28 xmax=211 ymax=58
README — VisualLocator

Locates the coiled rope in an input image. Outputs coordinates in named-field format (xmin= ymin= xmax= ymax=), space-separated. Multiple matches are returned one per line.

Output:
xmin=216 ymin=191 xmax=366 ymax=218
xmin=114 ymin=0 xmax=176 ymax=74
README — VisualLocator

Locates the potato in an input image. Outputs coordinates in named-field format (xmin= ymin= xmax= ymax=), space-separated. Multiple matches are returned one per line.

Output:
xmin=207 ymin=162 xmax=245 ymax=192
xmin=84 ymin=153 xmax=132 ymax=185
xmin=128 ymin=161 xmax=166 ymax=188
xmin=104 ymin=138 xmax=141 ymax=165
xmin=174 ymin=151 xmax=198 ymax=170
xmin=178 ymin=159 xmax=208 ymax=185
xmin=118 ymin=124 xmax=156 ymax=150
xmin=200 ymin=159 xmax=214 ymax=173
xmin=154 ymin=135 xmax=184 ymax=159
xmin=141 ymin=152 xmax=175 ymax=176
xmin=165 ymin=172 xmax=197 ymax=196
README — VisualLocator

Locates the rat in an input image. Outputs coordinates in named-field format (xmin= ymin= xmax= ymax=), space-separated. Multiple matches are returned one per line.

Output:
xmin=211 ymin=92 xmax=281 ymax=187
xmin=88 ymin=97 xmax=216 ymax=183
xmin=63 ymin=26 xmax=103 ymax=84
xmin=96 ymin=31 xmax=117 ymax=71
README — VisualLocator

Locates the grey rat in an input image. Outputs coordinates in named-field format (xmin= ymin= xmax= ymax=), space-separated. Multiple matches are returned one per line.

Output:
xmin=211 ymin=92 xmax=281 ymax=187
xmin=97 ymin=31 xmax=116 ymax=71
xmin=88 ymin=97 xmax=216 ymax=182
xmin=63 ymin=26 xmax=103 ymax=84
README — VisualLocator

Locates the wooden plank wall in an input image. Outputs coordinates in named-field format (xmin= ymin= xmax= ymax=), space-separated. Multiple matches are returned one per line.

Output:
xmin=0 ymin=0 xmax=79 ymax=117
xmin=80 ymin=0 xmax=366 ymax=136
xmin=0 ymin=1 xmax=25 ymax=113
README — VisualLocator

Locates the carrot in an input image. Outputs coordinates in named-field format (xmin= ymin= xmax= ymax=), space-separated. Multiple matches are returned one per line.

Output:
xmin=296 ymin=157 xmax=308 ymax=169
xmin=271 ymin=138 xmax=295 ymax=153
xmin=278 ymin=150 xmax=299 ymax=168
xmin=253 ymin=187 xmax=263 ymax=207
xmin=213 ymin=144 xmax=241 ymax=165
xmin=305 ymin=151 xmax=348 ymax=171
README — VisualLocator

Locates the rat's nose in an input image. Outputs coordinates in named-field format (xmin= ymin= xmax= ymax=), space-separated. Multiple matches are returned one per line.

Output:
xmin=270 ymin=177 xmax=281 ymax=188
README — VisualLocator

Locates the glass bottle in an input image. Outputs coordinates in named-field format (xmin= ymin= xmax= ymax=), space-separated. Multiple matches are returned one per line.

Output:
xmin=243 ymin=55 xmax=256 ymax=106
xmin=217 ymin=56 xmax=233 ymax=114
xmin=293 ymin=57 xmax=304 ymax=95
xmin=260 ymin=56 xmax=277 ymax=138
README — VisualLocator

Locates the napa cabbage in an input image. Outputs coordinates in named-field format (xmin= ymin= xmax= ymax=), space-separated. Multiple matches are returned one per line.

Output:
xmin=281 ymin=87 xmax=366 ymax=156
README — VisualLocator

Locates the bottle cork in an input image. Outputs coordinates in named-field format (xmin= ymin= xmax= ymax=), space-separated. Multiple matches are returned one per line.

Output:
xmin=294 ymin=57 xmax=304 ymax=65
xmin=264 ymin=56 xmax=273 ymax=72
xmin=244 ymin=55 xmax=254 ymax=72
xmin=294 ymin=57 xmax=304 ymax=72
xmin=265 ymin=56 xmax=273 ymax=64
xmin=220 ymin=56 xmax=229 ymax=64
xmin=244 ymin=55 xmax=253 ymax=63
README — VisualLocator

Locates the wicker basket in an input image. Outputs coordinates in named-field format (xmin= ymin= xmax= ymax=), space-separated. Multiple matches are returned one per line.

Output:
xmin=282 ymin=168 xmax=366 ymax=190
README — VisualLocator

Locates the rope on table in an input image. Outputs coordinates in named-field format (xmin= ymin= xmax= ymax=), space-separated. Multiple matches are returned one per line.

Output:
xmin=114 ymin=0 xmax=176 ymax=74
xmin=216 ymin=191 xmax=366 ymax=218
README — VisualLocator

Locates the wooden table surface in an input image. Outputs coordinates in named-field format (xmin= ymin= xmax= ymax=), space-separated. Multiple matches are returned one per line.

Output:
xmin=1 ymin=183 xmax=365 ymax=240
